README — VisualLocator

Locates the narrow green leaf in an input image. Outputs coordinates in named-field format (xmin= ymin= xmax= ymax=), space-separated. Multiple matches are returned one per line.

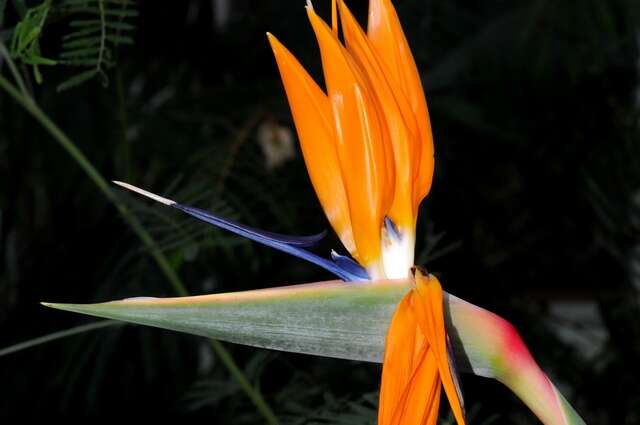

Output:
xmin=59 ymin=58 xmax=99 ymax=66
xmin=62 ymin=26 xmax=102 ymax=41
xmin=60 ymin=46 xmax=101 ymax=58
xmin=23 ymin=56 xmax=56 ymax=65
xmin=106 ymin=34 xmax=132 ymax=45
xmin=106 ymin=21 xmax=135 ymax=31
xmin=63 ymin=35 xmax=101 ymax=49
xmin=56 ymin=68 xmax=97 ymax=92
xmin=104 ymin=8 xmax=138 ymax=17
xmin=61 ymin=0 xmax=94 ymax=5
xmin=69 ymin=19 xmax=102 ymax=27
xmin=0 ymin=320 xmax=121 ymax=357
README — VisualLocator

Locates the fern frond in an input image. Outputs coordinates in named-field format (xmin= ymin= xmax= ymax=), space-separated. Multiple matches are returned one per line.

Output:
xmin=56 ymin=0 xmax=137 ymax=92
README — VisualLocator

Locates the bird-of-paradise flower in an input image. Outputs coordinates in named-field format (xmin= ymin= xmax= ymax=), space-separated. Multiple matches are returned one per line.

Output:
xmin=267 ymin=2 xmax=462 ymax=421
xmin=44 ymin=1 xmax=587 ymax=424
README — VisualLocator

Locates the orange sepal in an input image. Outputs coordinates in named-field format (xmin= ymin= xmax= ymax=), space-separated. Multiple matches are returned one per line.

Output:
xmin=367 ymin=0 xmax=435 ymax=210
xmin=307 ymin=7 xmax=394 ymax=276
xmin=337 ymin=0 xmax=419 ymax=229
xmin=267 ymin=33 xmax=357 ymax=255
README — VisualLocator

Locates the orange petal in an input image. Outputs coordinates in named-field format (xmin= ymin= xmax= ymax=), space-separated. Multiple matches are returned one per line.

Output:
xmin=367 ymin=0 xmax=434 ymax=210
xmin=338 ymin=0 xmax=419 ymax=229
xmin=412 ymin=270 xmax=466 ymax=425
xmin=307 ymin=7 xmax=394 ymax=276
xmin=267 ymin=33 xmax=357 ymax=254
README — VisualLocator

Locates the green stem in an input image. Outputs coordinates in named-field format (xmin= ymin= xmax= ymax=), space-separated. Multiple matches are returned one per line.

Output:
xmin=0 ymin=72 xmax=279 ymax=424
xmin=114 ymin=66 xmax=130 ymax=180
xmin=0 ymin=320 xmax=121 ymax=357
xmin=0 ymin=40 xmax=29 ymax=98
xmin=210 ymin=339 xmax=279 ymax=424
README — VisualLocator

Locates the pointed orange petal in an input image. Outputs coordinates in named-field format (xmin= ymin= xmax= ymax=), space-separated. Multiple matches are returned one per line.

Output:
xmin=307 ymin=8 xmax=394 ymax=276
xmin=331 ymin=0 xmax=338 ymax=34
xmin=267 ymin=33 xmax=357 ymax=254
xmin=338 ymin=0 xmax=419 ymax=229
xmin=412 ymin=271 xmax=466 ymax=425
xmin=367 ymin=0 xmax=434 ymax=210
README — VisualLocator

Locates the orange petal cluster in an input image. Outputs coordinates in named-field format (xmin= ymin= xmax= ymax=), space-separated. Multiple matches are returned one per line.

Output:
xmin=268 ymin=0 xmax=434 ymax=278
xmin=379 ymin=269 xmax=466 ymax=425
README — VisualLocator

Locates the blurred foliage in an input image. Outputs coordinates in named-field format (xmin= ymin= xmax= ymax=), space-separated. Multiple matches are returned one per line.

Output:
xmin=1 ymin=0 xmax=639 ymax=423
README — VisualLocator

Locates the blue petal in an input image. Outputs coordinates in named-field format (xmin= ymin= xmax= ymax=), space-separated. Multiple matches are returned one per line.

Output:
xmin=384 ymin=216 xmax=401 ymax=240
xmin=172 ymin=204 xmax=367 ymax=282
xmin=330 ymin=250 xmax=370 ymax=280
xmin=171 ymin=204 xmax=325 ymax=247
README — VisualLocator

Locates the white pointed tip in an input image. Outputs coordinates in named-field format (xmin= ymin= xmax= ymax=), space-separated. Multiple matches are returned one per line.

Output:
xmin=112 ymin=181 xmax=176 ymax=206
xmin=306 ymin=0 xmax=314 ymax=11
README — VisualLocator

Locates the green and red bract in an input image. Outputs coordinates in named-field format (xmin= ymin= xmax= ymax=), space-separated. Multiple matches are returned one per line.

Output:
xmin=44 ymin=278 xmax=585 ymax=425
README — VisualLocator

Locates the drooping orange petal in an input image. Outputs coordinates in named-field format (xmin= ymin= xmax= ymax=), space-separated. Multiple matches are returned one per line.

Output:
xmin=337 ymin=0 xmax=419 ymax=229
xmin=412 ymin=270 xmax=466 ymax=425
xmin=367 ymin=0 xmax=435 ymax=211
xmin=267 ymin=33 xmax=357 ymax=255
xmin=307 ymin=7 xmax=394 ymax=277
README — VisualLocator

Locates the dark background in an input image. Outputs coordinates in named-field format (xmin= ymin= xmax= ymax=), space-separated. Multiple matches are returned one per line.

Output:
xmin=1 ymin=0 xmax=639 ymax=422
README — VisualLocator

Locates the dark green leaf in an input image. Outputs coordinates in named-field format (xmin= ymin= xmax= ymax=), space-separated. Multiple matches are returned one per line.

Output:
xmin=63 ymin=35 xmax=101 ymax=49
xmin=62 ymin=26 xmax=102 ymax=40
xmin=106 ymin=34 xmax=132 ymax=45
xmin=56 ymin=68 xmax=97 ymax=92
xmin=60 ymin=46 xmax=101 ymax=58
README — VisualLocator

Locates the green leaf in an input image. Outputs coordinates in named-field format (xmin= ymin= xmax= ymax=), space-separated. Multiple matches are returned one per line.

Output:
xmin=63 ymin=35 xmax=101 ymax=49
xmin=0 ymin=320 xmax=121 ymax=357
xmin=62 ymin=26 xmax=102 ymax=40
xmin=60 ymin=46 xmax=101 ymax=58
xmin=69 ymin=19 xmax=103 ymax=27
xmin=106 ymin=34 xmax=132 ymax=45
xmin=105 ymin=21 xmax=135 ymax=31
xmin=23 ymin=56 xmax=56 ymax=65
xmin=56 ymin=68 xmax=97 ymax=92
xmin=45 ymin=280 xmax=406 ymax=363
